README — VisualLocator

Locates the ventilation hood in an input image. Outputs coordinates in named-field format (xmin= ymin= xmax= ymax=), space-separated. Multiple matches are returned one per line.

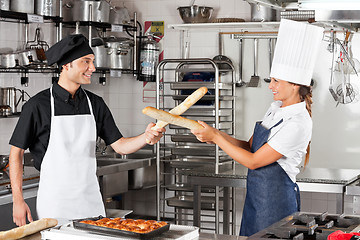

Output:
xmin=246 ymin=0 xmax=360 ymax=30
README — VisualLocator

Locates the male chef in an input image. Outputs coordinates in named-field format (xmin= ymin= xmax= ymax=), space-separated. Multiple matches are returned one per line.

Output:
xmin=8 ymin=34 xmax=165 ymax=226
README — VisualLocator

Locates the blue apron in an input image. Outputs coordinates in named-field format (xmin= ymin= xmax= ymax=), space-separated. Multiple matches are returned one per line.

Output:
xmin=239 ymin=120 xmax=300 ymax=236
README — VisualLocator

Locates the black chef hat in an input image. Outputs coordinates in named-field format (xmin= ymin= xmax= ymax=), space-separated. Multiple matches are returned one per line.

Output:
xmin=45 ymin=34 xmax=94 ymax=68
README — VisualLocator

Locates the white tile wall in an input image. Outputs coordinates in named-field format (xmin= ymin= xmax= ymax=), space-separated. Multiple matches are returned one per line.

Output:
xmin=0 ymin=0 xmax=358 ymax=232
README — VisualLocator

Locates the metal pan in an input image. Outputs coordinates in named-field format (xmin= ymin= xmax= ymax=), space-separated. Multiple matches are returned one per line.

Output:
xmin=166 ymin=195 xmax=218 ymax=210
xmin=73 ymin=216 xmax=170 ymax=239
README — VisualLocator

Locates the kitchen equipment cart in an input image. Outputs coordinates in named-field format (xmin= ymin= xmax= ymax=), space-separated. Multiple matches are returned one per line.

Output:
xmin=154 ymin=58 xmax=236 ymax=234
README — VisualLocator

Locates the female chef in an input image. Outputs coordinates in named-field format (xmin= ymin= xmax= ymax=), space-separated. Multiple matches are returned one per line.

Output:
xmin=9 ymin=34 xmax=165 ymax=226
xmin=191 ymin=19 xmax=324 ymax=236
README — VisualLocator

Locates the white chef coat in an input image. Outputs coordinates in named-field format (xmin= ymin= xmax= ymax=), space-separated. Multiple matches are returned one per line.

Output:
xmin=260 ymin=101 xmax=312 ymax=182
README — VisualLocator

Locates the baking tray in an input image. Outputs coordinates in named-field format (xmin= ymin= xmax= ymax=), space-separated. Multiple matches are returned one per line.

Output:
xmin=169 ymin=157 xmax=232 ymax=169
xmin=171 ymin=134 xmax=199 ymax=143
xmin=172 ymin=95 xmax=234 ymax=101
xmin=166 ymin=195 xmax=219 ymax=210
xmin=165 ymin=183 xmax=219 ymax=193
xmin=171 ymin=146 xmax=228 ymax=157
xmin=170 ymin=82 xmax=232 ymax=90
xmin=169 ymin=121 xmax=232 ymax=130
xmin=73 ymin=216 xmax=170 ymax=239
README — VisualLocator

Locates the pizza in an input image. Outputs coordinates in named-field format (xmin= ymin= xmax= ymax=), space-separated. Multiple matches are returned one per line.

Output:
xmin=79 ymin=218 xmax=168 ymax=234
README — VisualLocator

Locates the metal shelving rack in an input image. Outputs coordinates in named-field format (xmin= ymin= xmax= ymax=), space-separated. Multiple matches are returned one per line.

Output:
xmin=154 ymin=58 xmax=236 ymax=234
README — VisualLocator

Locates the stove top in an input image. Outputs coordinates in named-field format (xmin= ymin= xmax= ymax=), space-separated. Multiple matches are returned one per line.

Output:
xmin=249 ymin=212 xmax=360 ymax=240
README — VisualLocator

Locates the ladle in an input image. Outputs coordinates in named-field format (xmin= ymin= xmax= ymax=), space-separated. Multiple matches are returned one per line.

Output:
xmin=189 ymin=0 xmax=195 ymax=6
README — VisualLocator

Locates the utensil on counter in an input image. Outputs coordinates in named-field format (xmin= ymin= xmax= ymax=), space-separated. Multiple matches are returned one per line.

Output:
xmin=177 ymin=5 xmax=213 ymax=23
xmin=248 ymin=38 xmax=260 ymax=87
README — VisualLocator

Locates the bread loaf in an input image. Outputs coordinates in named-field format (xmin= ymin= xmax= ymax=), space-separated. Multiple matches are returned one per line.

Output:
xmin=143 ymin=107 xmax=203 ymax=130
xmin=152 ymin=87 xmax=208 ymax=130
xmin=0 ymin=218 xmax=58 ymax=240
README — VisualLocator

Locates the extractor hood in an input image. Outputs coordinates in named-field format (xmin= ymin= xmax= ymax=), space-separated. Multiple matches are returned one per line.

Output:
xmin=246 ymin=0 xmax=360 ymax=30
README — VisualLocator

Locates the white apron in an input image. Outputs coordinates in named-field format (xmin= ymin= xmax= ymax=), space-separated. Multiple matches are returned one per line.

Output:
xmin=36 ymin=87 xmax=105 ymax=219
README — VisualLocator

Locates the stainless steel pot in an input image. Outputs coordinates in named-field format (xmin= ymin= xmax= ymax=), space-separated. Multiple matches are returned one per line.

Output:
xmin=35 ymin=0 xmax=57 ymax=16
xmin=109 ymin=7 xmax=131 ymax=25
xmin=0 ymin=0 xmax=10 ymax=11
xmin=250 ymin=3 xmax=278 ymax=22
xmin=0 ymin=87 xmax=23 ymax=114
xmin=63 ymin=0 xmax=110 ymax=23
xmin=11 ymin=0 xmax=35 ymax=14
xmin=17 ymin=49 xmax=39 ymax=66
xmin=106 ymin=37 xmax=133 ymax=70
xmin=0 ymin=53 xmax=17 ymax=68
xmin=91 ymin=37 xmax=109 ymax=68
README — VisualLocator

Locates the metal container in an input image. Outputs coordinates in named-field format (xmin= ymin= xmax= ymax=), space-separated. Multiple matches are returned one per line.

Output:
xmin=0 ymin=53 xmax=17 ymax=68
xmin=91 ymin=38 xmax=109 ymax=68
xmin=0 ymin=87 xmax=22 ymax=114
xmin=35 ymin=0 xmax=57 ymax=16
xmin=63 ymin=0 xmax=110 ymax=23
xmin=250 ymin=3 xmax=278 ymax=22
xmin=177 ymin=5 xmax=213 ymax=23
xmin=109 ymin=7 xmax=131 ymax=25
xmin=128 ymin=165 xmax=156 ymax=190
xmin=11 ymin=0 xmax=35 ymax=14
xmin=17 ymin=49 xmax=39 ymax=66
xmin=106 ymin=37 xmax=133 ymax=70
xmin=0 ymin=0 xmax=10 ymax=10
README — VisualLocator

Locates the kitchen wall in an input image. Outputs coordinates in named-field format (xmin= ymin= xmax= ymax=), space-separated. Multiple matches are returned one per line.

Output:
xmin=0 ymin=0 xmax=359 ymax=230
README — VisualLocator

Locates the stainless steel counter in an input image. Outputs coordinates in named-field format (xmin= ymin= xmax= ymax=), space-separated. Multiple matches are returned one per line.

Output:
xmin=182 ymin=163 xmax=360 ymax=234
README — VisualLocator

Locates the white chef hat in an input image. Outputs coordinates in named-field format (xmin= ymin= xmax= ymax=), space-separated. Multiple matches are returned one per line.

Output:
xmin=270 ymin=19 xmax=324 ymax=86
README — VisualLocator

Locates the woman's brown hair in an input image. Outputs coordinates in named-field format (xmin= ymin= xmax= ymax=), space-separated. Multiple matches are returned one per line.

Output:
xmin=299 ymin=84 xmax=312 ymax=166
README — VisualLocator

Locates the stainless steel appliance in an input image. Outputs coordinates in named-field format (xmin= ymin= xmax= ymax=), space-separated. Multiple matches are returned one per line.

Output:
xmin=11 ymin=0 xmax=35 ymax=14
xmin=249 ymin=212 xmax=360 ymax=240
xmin=35 ymin=0 xmax=57 ymax=17
xmin=62 ymin=0 xmax=110 ymax=23
xmin=0 ymin=0 xmax=10 ymax=10
xmin=0 ymin=87 xmax=27 ymax=114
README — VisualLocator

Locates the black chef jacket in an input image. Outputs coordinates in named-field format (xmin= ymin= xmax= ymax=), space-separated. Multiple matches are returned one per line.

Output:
xmin=9 ymin=82 xmax=123 ymax=171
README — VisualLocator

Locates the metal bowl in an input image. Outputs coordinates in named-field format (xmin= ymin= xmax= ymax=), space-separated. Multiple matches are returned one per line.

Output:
xmin=177 ymin=5 xmax=213 ymax=23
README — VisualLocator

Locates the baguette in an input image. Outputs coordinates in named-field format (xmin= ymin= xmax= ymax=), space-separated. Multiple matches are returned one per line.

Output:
xmin=152 ymin=87 xmax=208 ymax=130
xmin=0 ymin=218 xmax=58 ymax=240
xmin=143 ymin=107 xmax=203 ymax=130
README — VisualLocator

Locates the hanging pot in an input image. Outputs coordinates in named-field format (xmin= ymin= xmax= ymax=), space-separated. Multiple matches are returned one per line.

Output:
xmin=35 ymin=0 xmax=57 ymax=16
xmin=0 ymin=0 xmax=10 ymax=11
xmin=11 ymin=0 xmax=35 ymax=14
xmin=63 ymin=0 xmax=110 ymax=23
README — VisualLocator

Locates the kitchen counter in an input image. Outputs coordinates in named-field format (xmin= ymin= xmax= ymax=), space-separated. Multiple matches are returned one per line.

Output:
xmin=182 ymin=163 xmax=360 ymax=234
xmin=41 ymin=221 xmax=246 ymax=240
